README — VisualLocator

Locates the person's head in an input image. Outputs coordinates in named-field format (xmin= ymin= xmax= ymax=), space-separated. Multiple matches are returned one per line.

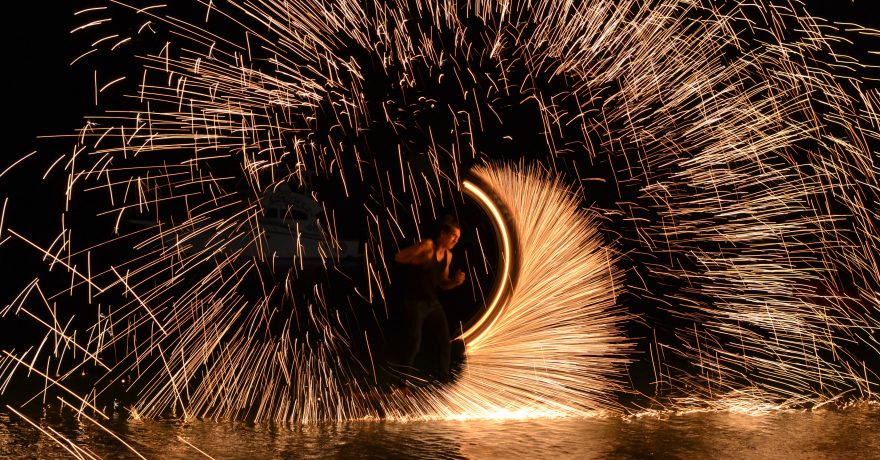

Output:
xmin=434 ymin=214 xmax=461 ymax=250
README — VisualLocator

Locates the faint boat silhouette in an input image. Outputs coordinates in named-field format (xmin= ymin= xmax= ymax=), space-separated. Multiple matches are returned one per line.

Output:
xmin=252 ymin=185 xmax=363 ymax=270
xmin=128 ymin=185 xmax=363 ymax=272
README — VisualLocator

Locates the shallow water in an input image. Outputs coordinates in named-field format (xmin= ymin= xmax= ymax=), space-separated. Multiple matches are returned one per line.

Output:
xmin=1 ymin=404 xmax=879 ymax=459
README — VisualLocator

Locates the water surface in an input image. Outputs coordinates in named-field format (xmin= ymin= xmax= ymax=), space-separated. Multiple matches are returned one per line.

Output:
xmin=1 ymin=404 xmax=878 ymax=459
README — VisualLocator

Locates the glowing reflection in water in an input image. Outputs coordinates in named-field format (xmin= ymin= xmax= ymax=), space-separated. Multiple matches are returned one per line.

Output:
xmin=1 ymin=403 xmax=878 ymax=459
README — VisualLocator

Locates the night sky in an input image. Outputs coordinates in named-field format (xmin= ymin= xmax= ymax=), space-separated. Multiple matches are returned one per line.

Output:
xmin=3 ymin=1 xmax=878 ymax=211
xmin=5 ymin=1 xmax=880 ymax=177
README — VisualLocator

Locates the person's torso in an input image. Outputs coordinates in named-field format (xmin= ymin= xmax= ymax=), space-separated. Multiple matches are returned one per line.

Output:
xmin=403 ymin=242 xmax=446 ymax=301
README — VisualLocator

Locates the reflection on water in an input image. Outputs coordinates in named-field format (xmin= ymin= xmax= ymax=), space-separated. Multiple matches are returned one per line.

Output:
xmin=1 ymin=403 xmax=878 ymax=459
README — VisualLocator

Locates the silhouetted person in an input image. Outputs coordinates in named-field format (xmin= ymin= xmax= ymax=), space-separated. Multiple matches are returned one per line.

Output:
xmin=392 ymin=215 xmax=466 ymax=382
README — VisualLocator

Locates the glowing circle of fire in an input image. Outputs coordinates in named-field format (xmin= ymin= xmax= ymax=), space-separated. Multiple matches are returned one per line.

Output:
xmin=457 ymin=178 xmax=513 ymax=348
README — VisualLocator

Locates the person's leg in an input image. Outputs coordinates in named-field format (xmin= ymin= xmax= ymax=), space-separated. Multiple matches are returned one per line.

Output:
xmin=423 ymin=301 xmax=451 ymax=380
xmin=396 ymin=300 xmax=427 ymax=369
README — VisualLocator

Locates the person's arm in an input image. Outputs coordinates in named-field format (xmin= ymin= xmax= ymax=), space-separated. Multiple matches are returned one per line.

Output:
xmin=394 ymin=239 xmax=434 ymax=265
xmin=439 ymin=250 xmax=466 ymax=289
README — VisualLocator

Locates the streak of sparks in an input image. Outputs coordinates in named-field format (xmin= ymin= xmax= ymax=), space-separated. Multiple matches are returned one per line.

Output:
xmin=412 ymin=163 xmax=634 ymax=420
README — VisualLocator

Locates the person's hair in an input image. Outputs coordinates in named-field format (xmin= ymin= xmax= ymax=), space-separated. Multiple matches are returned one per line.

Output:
xmin=435 ymin=214 xmax=460 ymax=239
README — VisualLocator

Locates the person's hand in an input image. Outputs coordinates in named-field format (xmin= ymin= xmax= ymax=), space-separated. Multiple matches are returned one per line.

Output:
xmin=453 ymin=269 xmax=466 ymax=286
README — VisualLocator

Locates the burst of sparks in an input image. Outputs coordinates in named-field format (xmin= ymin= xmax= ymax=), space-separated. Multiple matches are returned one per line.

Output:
xmin=0 ymin=0 xmax=878 ymax=438
xmin=399 ymin=163 xmax=635 ymax=420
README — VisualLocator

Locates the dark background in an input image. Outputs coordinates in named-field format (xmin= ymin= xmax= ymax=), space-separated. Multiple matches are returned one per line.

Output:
xmin=4 ymin=1 xmax=879 ymax=198
xmin=5 ymin=1 xmax=878 ymax=150
xmin=3 ymin=0 xmax=879 ymax=246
